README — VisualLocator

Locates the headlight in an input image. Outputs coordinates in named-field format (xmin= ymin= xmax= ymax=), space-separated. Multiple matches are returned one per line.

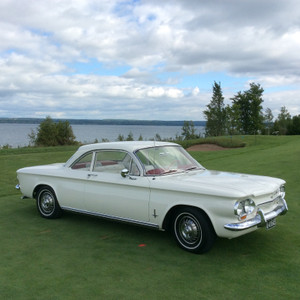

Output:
xmin=280 ymin=185 xmax=285 ymax=197
xmin=234 ymin=199 xmax=256 ymax=220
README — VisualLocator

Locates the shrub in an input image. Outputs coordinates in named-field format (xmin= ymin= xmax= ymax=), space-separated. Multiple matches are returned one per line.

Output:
xmin=177 ymin=137 xmax=246 ymax=149
xmin=31 ymin=116 xmax=77 ymax=147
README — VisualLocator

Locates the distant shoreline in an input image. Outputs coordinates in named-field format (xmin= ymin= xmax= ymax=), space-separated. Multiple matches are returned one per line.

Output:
xmin=0 ymin=118 xmax=206 ymax=127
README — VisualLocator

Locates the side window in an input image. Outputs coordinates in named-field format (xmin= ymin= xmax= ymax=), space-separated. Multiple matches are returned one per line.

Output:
xmin=93 ymin=151 xmax=140 ymax=175
xmin=130 ymin=160 xmax=140 ymax=176
xmin=123 ymin=154 xmax=140 ymax=176
xmin=71 ymin=153 xmax=93 ymax=170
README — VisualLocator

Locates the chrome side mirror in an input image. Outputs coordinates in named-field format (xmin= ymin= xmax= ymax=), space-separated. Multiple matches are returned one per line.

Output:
xmin=121 ymin=168 xmax=129 ymax=178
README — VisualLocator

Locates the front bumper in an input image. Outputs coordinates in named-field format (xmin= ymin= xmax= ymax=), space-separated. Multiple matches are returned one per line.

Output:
xmin=15 ymin=183 xmax=28 ymax=199
xmin=224 ymin=197 xmax=288 ymax=231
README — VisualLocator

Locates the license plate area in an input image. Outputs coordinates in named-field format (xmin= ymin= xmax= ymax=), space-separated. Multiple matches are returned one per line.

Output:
xmin=266 ymin=218 xmax=276 ymax=230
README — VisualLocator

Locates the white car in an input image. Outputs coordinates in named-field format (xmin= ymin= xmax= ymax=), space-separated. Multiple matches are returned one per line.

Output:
xmin=16 ymin=141 xmax=288 ymax=253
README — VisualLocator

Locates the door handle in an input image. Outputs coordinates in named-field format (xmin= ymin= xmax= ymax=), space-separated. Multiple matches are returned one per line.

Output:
xmin=87 ymin=173 xmax=98 ymax=178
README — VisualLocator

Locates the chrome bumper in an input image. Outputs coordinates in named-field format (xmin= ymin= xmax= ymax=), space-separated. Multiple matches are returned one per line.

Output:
xmin=15 ymin=183 xmax=28 ymax=199
xmin=224 ymin=197 xmax=288 ymax=231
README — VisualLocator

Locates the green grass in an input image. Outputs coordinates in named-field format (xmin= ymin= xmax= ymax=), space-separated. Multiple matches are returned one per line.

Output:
xmin=1 ymin=136 xmax=299 ymax=299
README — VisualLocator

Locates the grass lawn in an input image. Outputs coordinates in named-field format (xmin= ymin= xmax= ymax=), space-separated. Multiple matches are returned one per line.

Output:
xmin=0 ymin=136 xmax=299 ymax=299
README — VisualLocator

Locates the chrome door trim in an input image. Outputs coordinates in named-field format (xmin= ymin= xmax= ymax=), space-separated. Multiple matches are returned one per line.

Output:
xmin=61 ymin=206 xmax=159 ymax=229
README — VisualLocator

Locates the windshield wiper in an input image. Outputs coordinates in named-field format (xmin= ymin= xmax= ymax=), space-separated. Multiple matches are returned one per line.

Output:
xmin=162 ymin=169 xmax=178 ymax=175
xmin=185 ymin=166 xmax=205 ymax=172
xmin=185 ymin=166 xmax=198 ymax=171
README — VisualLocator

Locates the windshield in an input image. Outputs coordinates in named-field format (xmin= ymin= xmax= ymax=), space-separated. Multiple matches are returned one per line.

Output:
xmin=135 ymin=146 xmax=204 ymax=176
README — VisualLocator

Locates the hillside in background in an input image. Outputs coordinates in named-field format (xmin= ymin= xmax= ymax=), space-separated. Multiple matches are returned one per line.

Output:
xmin=0 ymin=118 xmax=206 ymax=126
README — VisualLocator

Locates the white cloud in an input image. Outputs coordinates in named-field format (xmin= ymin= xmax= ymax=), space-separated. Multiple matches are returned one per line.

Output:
xmin=192 ymin=87 xmax=200 ymax=96
xmin=0 ymin=0 xmax=300 ymax=120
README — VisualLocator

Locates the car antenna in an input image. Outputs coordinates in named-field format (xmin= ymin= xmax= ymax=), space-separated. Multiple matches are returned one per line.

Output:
xmin=153 ymin=136 xmax=158 ymax=169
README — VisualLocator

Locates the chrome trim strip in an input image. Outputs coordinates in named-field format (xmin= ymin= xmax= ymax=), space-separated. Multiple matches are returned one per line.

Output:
xmin=257 ymin=198 xmax=276 ymax=206
xmin=257 ymin=195 xmax=281 ymax=206
xmin=224 ymin=197 xmax=288 ymax=231
xmin=61 ymin=206 xmax=159 ymax=229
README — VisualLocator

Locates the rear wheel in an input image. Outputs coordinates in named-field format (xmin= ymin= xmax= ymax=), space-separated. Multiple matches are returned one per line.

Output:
xmin=173 ymin=207 xmax=216 ymax=254
xmin=36 ymin=187 xmax=62 ymax=219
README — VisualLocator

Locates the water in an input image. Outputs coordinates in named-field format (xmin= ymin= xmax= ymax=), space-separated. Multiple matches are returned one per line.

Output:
xmin=0 ymin=123 xmax=205 ymax=148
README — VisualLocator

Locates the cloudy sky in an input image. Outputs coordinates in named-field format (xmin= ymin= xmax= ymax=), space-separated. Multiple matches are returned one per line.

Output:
xmin=1 ymin=0 xmax=300 ymax=121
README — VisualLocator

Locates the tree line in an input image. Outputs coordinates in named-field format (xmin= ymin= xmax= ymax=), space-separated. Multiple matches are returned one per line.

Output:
xmin=202 ymin=81 xmax=300 ymax=137
xmin=28 ymin=117 xmax=180 ymax=147
xmin=0 ymin=117 xmax=205 ymax=127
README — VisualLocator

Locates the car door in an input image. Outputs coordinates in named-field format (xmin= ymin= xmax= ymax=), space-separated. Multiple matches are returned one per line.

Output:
xmin=84 ymin=150 xmax=151 ymax=223
xmin=57 ymin=151 xmax=94 ymax=210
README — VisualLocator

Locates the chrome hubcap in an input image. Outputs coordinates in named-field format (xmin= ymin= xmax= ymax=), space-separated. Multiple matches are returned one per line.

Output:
xmin=178 ymin=215 xmax=201 ymax=245
xmin=41 ymin=192 xmax=54 ymax=214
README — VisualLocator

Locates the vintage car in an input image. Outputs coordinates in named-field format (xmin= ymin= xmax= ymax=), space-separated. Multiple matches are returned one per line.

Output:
xmin=16 ymin=141 xmax=288 ymax=253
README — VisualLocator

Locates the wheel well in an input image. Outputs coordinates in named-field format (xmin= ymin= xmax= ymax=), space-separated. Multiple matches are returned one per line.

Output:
xmin=162 ymin=205 xmax=215 ymax=234
xmin=33 ymin=184 xmax=51 ymax=199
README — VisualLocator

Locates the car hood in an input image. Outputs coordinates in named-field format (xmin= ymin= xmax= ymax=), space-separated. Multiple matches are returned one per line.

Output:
xmin=152 ymin=169 xmax=285 ymax=198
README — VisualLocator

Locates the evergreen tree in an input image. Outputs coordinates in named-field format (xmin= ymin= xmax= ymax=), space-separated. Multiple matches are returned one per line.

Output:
xmin=126 ymin=131 xmax=134 ymax=141
xmin=224 ymin=104 xmax=240 ymax=135
xmin=273 ymin=106 xmax=292 ymax=135
xmin=35 ymin=116 xmax=58 ymax=146
xmin=117 ymin=134 xmax=125 ymax=141
xmin=154 ymin=133 xmax=162 ymax=141
xmin=204 ymin=82 xmax=226 ymax=136
xmin=56 ymin=120 xmax=76 ymax=145
xmin=33 ymin=116 xmax=76 ymax=146
xmin=231 ymin=83 xmax=264 ymax=134
xmin=264 ymin=107 xmax=274 ymax=135
xmin=28 ymin=129 xmax=37 ymax=146
xmin=181 ymin=121 xmax=197 ymax=140
xmin=287 ymin=115 xmax=300 ymax=135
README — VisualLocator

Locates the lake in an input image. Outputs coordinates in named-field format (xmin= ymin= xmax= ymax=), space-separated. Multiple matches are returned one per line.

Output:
xmin=0 ymin=123 xmax=205 ymax=148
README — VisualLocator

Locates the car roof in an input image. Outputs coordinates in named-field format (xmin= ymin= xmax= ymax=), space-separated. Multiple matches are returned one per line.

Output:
xmin=77 ymin=141 xmax=178 ymax=154
xmin=65 ymin=141 xmax=180 ymax=167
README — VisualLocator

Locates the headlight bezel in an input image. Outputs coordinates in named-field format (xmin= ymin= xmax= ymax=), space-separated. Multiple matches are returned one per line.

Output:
xmin=234 ymin=198 xmax=256 ymax=220
xmin=280 ymin=184 xmax=286 ymax=198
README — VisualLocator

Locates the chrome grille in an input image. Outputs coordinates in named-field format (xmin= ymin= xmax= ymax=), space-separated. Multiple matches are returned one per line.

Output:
xmin=257 ymin=196 xmax=282 ymax=213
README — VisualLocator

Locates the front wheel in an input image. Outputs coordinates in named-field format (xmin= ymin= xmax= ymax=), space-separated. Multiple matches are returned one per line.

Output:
xmin=36 ymin=187 xmax=62 ymax=219
xmin=173 ymin=207 xmax=216 ymax=254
